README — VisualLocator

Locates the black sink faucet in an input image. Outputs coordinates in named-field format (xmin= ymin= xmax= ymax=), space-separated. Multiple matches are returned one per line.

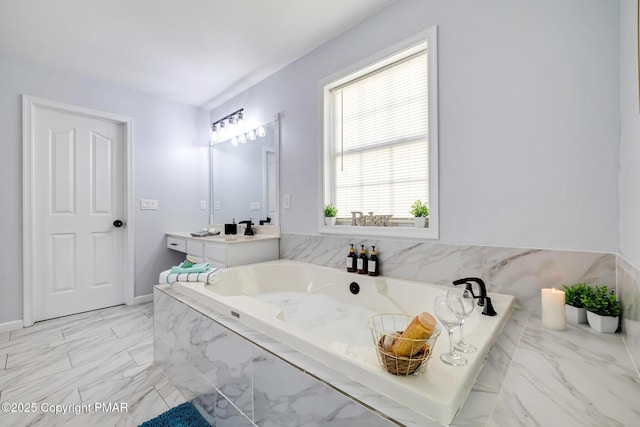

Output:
xmin=452 ymin=277 xmax=497 ymax=316
xmin=238 ymin=220 xmax=254 ymax=236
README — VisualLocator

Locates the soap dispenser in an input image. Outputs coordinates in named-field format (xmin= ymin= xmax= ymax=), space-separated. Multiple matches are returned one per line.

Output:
xmin=357 ymin=245 xmax=368 ymax=274
xmin=368 ymin=246 xmax=379 ymax=276
xmin=347 ymin=244 xmax=357 ymax=273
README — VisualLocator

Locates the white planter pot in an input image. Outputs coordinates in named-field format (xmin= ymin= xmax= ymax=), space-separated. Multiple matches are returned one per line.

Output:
xmin=565 ymin=305 xmax=587 ymax=324
xmin=324 ymin=216 xmax=336 ymax=226
xmin=414 ymin=217 xmax=426 ymax=228
xmin=586 ymin=311 xmax=619 ymax=333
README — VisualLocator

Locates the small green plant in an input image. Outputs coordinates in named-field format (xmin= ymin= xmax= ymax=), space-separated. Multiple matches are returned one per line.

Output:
xmin=563 ymin=283 xmax=593 ymax=308
xmin=324 ymin=204 xmax=337 ymax=217
xmin=580 ymin=285 xmax=621 ymax=317
xmin=410 ymin=200 xmax=429 ymax=217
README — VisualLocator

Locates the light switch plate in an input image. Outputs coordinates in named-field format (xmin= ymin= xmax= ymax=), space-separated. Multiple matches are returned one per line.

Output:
xmin=250 ymin=202 xmax=260 ymax=210
xmin=140 ymin=199 xmax=158 ymax=210
xmin=200 ymin=200 xmax=207 ymax=210
xmin=283 ymin=194 xmax=291 ymax=209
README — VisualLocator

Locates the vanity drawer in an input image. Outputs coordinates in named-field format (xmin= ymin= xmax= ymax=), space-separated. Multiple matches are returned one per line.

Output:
xmin=186 ymin=240 xmax=205 ymax=258
xmin=166 ymin=236 xmax=186 ymax=252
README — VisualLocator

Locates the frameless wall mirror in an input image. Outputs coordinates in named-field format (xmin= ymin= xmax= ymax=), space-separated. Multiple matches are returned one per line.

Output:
xmin=210 ymin=117 xmax=279 ymax=225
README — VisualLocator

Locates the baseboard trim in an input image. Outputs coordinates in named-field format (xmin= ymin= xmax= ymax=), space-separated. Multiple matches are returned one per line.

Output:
xmin=0 ymin=319 xmax=24 ymax=334
xmin=133 ymin=294 xmax=153 ymax=304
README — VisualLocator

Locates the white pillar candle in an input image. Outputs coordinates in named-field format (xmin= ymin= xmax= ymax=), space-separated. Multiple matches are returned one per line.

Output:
xmin=541 ymin=288 xmax=566 ymax=331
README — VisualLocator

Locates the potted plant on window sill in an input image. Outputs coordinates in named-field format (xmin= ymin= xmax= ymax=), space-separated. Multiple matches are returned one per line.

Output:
xmin=324 ymin=204 xmax=337 ymax=226
xmin=580 ymin=285 xmax=621 ymax=333
xmin=563 ymin=283 xmax=591 ymax=324
xmin=410 ymin=200 xmax=429 ymax=228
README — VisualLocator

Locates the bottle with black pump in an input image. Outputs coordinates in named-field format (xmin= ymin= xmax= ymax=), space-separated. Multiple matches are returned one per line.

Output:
xmin=368 ymin=246 xmax=379 ymax=276
xmin=357 ymin=245 xmax=368 ymax=274
xmin=347 ymin=244 xmax=357 ymax=272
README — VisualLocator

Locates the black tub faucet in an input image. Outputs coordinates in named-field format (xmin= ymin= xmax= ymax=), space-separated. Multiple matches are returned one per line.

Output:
xmin=452 ymin=277 xmax=497 ymax=316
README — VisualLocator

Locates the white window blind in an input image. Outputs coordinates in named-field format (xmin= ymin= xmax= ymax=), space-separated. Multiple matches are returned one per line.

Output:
xmin=329 ymin=49 xmax=429 ymax=220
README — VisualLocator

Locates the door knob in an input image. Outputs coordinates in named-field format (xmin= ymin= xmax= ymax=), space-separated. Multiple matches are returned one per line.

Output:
xmin=113 ymin=220 xmax=124 ymax=228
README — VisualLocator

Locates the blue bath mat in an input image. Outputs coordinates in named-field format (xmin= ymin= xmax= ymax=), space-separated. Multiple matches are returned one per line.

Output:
xmin=138 ymin=402 xmax=210 ymax=427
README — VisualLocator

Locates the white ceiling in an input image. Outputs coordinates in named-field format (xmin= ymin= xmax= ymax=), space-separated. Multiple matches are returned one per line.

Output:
xmin=0 ymin=0 xmax=395 ymax=109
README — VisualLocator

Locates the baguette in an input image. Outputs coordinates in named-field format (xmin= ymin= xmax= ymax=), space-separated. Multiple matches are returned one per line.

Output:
xmin=390 ymin=312 xmax=437 ymax=357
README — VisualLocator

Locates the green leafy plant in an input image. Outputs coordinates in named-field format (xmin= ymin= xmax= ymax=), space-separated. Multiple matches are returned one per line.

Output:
xmin=410 ymin=200 xmax=429 ymax=217
xmin=563 ymin=283 xmax=593 ymax=308
xmin=580 ymin=285 xmax=621 ymax=317
xmin=324 ymin=204 xmax=337 ymax=217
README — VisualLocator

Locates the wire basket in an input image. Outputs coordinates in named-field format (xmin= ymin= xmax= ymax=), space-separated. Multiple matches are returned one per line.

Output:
xmin=368 ymin=313 xmax=441 ymax=376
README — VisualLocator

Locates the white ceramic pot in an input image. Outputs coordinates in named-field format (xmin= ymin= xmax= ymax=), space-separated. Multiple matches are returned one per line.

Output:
xmin=324 ymin=216 xmax=337 ymax=226
xmin=414 ymin=217 xmax=426 ymax=228
xmin=586 ymin=311 xmax=619 ymax=333
xmin=565 ymin=305 xmax=587 ymax=324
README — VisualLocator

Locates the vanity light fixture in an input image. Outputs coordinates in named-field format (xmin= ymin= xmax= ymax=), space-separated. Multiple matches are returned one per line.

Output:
xmin=209 ymin=108 xmax=268 ymax=146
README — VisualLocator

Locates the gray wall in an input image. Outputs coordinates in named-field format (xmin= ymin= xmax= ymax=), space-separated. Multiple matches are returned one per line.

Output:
xmin=0 ymin=53 xmax=209 ymax=323
xmin=211 ymin=0 xmax=620 ymax=253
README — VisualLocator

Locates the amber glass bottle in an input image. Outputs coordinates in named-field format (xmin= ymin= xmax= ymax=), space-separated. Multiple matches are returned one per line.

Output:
xmin=346 ymin=244 xmax=357 ymax=272
xmin=368 ymin=246 xmax=379 ymax=276
xmin=357 ymin=245 xmax=368 ymax=274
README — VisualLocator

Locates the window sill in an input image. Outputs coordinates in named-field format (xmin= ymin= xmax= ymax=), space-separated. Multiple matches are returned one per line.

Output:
xmin=319 ymin=224 xmax=438 ymax=240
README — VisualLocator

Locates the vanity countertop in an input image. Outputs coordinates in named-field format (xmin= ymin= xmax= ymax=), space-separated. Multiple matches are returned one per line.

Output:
xmin=166 ymin=230 xmax=280 ymax=244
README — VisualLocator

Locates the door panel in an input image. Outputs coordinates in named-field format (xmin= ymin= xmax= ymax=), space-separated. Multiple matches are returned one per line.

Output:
xmin=33 ymin=107 xmax=125 ymax=321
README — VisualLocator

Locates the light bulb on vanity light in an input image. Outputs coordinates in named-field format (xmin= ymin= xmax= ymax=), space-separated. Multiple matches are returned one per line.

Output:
xmin=231 ymin=136 xmax=238 ymax=146
xmin=239 ymin=133 xmax=247 ymax=144
xmin=247 ymin=129 xmax=256 ymax=141
xmin=210 ymin=125 xmax=218 ymax=144
xmin=257 ymin=126 xmax=266 ymax=137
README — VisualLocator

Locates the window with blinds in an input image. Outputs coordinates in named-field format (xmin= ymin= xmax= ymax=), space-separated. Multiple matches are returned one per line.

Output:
xmin=328 ymin=49 xmax=429 ymax=221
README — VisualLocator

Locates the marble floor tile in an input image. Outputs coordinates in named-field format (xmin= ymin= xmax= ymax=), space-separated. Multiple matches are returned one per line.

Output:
xmin=6 ymin=327 xmax=117 ymax=370
xmin=0 ymin=386 xmax=81 ymax=427
xmin=154 ymin=375 xmax=187 ymax=408
xmin=1 ymin=351 xmax=72 ymax=391
xmin=0 ymin=329 xmax=64 ymax=357
xmin=68 ymin=329 xmax=150 ymax=368
xmin=0 ymin=303 xmax=182 ymax=426
xmin=10 ymin=311 xmax=102 ymax=341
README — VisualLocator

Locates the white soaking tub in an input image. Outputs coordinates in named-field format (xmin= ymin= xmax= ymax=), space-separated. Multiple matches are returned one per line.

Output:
xmin=172 ymin=260 xmax=515 ymax=425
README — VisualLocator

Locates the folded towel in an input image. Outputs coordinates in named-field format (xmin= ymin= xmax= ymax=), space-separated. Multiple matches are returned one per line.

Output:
xmin=170 ymin=262 xmax=211 ymax=274
xmin=159 ymin=267 xmax=220 ymax=285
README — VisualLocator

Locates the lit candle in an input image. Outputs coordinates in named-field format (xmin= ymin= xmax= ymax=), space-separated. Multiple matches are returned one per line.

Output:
xmin=541 ymin=288 xmax=566 ymax=331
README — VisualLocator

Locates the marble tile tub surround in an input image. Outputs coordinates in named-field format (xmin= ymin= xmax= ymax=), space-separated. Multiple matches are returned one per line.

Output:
xmin=155 ymin=280 xmax=640 ymax=426
xmin=618 ymin=255 xmax=640 ymax=371
xmin=280 ymin=233 xmax=616 ymax=312
xmin=154 ymin=287 xmax=396 ymax=427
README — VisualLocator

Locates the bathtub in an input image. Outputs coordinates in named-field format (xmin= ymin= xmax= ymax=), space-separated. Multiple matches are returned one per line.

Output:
xmin=172 ymin=260 xmax=515 ymax=425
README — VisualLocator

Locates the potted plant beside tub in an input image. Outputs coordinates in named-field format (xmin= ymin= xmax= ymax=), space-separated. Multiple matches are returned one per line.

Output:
xmin=581 ymin=285 xmax=621 ymax=333
xmin=324 ymin=204 xmax=338 ymax=226
xmin=410 ymin=200 xmax=429 ymax=228
xmin=563 ymin=283 xmax=592 ymax=324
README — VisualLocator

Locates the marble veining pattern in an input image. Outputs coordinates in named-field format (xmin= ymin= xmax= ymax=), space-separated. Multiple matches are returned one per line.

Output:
xmin=0 ymin=303 xmax=185 ymax=427
xmin=155 ymin=287 xmax=398 ymax=426
xmin=280 ymin=233 xmax=616 ymax=312
xmin=491 ymin=313 xmax=640 ymax=426
xmin=157 ymin=261 xmax=640 ymax=426
xmin=618 ymin=255 xmax=640 ymax=370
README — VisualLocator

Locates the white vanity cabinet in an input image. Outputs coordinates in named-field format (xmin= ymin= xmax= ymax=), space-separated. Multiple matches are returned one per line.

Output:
xmin=166 ymin=232 xmax=279 ymax=268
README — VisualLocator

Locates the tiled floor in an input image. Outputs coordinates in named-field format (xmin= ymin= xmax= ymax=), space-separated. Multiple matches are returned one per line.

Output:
xmin=0 ymin=303 xmax=186 ymax=426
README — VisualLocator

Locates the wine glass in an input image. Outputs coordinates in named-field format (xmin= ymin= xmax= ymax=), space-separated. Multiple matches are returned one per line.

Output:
xmin=434 ymin=294 xmax=467 ymax=366
xmin=447 ymin=288 xmax=477 ymax=353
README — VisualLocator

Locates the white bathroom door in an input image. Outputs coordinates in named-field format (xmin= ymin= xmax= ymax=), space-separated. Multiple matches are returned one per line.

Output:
xmin=30 ymin=105 xmax=126 ymax=321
